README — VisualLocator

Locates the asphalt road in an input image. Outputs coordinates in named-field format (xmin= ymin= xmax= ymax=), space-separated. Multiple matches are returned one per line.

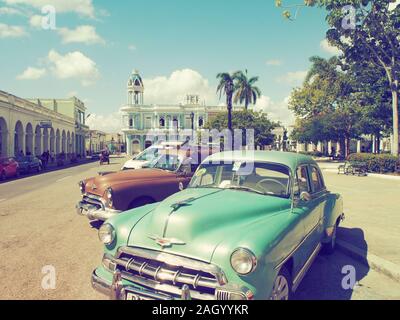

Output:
xmin=0 ymin=159 xmax=399 ymax=300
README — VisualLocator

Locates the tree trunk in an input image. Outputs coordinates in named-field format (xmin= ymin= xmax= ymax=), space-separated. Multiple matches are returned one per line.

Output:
xmin=391 ymin=84 xmax=399 ymax=156
xmin=345 ymin=137 xmax=350 ymax=158
xmin=227 ymin=95 xmax=233 ymax=150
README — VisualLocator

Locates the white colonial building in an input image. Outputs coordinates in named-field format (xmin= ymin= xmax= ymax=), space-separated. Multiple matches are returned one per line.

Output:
xmin=121 ymin=70 xmax=243 ymax=155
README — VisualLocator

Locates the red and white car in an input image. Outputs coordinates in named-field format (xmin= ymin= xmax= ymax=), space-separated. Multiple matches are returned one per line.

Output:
xmin=0 ymin=157 xmax=19 ymax=181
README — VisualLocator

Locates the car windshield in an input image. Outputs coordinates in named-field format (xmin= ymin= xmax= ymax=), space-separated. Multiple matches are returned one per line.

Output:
xmin=189 ymin=161 xmax=291 ymax=198
xmin=150 ymin=153 xmax=181 ymax=172
xmin=135 ymin=147 xmax=160 ymax=161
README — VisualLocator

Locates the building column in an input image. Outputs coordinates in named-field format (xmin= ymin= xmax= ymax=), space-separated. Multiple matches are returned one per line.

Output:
xmin=126 ymin=135 xmax=132 ymax=156
xmin=357 ymin=140 xmax=362 ymax=153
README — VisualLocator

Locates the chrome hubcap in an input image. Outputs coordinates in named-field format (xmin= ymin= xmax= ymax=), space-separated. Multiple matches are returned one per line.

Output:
xmin=270 ymin=275 xmax=289 ymax=300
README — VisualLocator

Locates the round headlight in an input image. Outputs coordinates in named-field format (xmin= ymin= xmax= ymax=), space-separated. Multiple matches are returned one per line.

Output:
xmin=230 ymin=248 xmax=257 ymax=275
xmin=106 ymin=188 xmax=113 ymax=200
xmin=106 ymin=188 xmax=113 ymax=207
xmin=98 ymin=223 xmax=115 ymax=245
xmin=79 ymin=181 xmax=85 ymax=194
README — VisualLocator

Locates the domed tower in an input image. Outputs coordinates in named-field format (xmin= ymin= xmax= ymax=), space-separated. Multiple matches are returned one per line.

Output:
xmin=127 ymin=69 xmax=144 ymax=105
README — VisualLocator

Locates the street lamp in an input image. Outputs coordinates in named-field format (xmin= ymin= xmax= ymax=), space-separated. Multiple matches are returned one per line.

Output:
xmin=190 ymin=111 xmax=195 ymax=141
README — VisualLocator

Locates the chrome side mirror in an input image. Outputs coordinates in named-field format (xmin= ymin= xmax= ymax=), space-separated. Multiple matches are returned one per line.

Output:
xmin=300 ymin=191 xmax=312 ymax=202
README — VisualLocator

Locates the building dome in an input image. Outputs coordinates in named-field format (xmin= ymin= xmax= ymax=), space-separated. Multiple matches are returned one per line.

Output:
xmin=127 ymin=69 xmax=144 ymax=105
xmin=127 ymin=69 xmax=144 ymax=89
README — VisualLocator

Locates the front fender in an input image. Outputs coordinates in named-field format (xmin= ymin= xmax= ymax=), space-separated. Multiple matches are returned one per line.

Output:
xmin=210 ymin=209 xmax=304 ymax=299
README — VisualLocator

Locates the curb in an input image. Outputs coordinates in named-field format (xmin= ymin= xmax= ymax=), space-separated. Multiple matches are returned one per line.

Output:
xmin=337 ymin=239 xmax=400 ymax=283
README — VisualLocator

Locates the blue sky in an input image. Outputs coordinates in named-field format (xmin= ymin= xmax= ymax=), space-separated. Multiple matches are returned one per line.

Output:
xmin=0 ymin=0 xmax=338 ymax=131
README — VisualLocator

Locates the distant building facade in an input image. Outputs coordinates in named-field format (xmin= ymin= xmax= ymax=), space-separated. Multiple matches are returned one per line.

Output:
xmin=86 ymin=130 xmax=106 ymax=154
xmin=121 ymin=70 xmax=243 ymax=155
xmin=0 ymin=90 xmax=77 ymax=158
xmin=29 ymin=97 xmax=89 ymax=157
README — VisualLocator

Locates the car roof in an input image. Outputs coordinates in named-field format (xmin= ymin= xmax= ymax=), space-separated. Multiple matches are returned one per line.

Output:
xmin=203 ymin=151 xmax=317 ymax=171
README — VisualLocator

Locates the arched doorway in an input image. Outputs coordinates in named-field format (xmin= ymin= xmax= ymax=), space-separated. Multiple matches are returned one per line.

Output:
xmin=132 ymin=140 xmax=140 ymax=154
xmin=145 ymin=140 xmax=153 ymax=149
xmin=0 ymin=117 xmax=8 ymax=157
xmin=71 ymin=133 xmax=75 ymax=154
xmin=25 ymin=123 xmax=33 ymax=155
xmin=56 ymin=129 xmax=60 ymax=154
xmin=61 ymin=130 xmax=66 ymax=153
xmin=14 ymin=121 xmax=24 ymax=156
xmin=43 ymin=128 xmax=49 ymax=153
xmin=34 ymin=125 xmax=41 ymax=156
xmin=67 ymin=131 xmax=71 ymax=154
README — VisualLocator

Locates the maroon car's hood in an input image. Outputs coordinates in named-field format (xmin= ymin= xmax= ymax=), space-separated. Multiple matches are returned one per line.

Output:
xmin=84 ymin=168 xmax=175 ymax=196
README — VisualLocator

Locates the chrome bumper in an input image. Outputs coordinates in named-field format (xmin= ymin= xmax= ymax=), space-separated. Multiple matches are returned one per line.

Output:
xmin=91 ymin=270 xmax=175 ymax=300
xmin=92 ymin=267 xmax=253 ymax=301
xmin=76 ymin=201 xmax=121 ymax=221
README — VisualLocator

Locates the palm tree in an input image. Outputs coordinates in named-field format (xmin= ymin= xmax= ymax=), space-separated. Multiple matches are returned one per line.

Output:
xmin=233 ymin=70 xmax=261 ymax=110
xmin=216 ymin=72 xmax=235 ymax=139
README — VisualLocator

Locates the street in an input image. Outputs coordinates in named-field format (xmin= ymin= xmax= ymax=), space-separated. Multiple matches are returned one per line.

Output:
xmin=0 ymin=158 xmax=399 ymax=300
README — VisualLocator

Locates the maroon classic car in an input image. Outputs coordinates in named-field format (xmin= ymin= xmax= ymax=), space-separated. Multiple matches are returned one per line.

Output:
xmin=76 ymin=147 xmax=214 ymax=221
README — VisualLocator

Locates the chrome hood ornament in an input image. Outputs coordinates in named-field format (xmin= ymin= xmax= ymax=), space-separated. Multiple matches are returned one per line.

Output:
xmin=148 ymin=235 xmax=186 ymax=248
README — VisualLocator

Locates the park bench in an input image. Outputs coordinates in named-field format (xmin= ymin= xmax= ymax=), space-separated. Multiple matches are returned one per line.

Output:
xmin=338 ymin=161 xmax=368 ymax=176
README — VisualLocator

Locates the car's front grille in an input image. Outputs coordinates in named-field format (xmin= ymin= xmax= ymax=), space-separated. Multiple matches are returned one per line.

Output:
xmin=114 ymin=246 xmax=226 ymax=300
xmin=82 ymin=194 xmax=104 ymax=210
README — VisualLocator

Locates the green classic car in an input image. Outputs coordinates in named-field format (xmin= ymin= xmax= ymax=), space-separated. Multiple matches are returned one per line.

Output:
xmin=92 ymin=151 xmax=344 ymax=300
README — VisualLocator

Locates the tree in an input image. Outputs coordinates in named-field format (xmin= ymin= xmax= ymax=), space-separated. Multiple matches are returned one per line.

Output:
xmin=277 ymin=0 xmax=400 ymax=155
xmin=205 ymin=110 xmax=278 ymax=149
xmin=289 ymin=56 xmax=361 ymax=156
xmin=216 ymin=72 xmax=235 ymax=141
xmin=233 ymin=70 xmax=262 ymax=110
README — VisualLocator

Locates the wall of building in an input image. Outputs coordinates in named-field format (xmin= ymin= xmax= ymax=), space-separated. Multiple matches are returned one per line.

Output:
xmin=0 ymin=91 xmax=77 ymax=158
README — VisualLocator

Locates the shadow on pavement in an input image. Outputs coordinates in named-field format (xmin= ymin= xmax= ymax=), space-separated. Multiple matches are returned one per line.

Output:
xmin=294 ymin=227 xmax=369 ymax=300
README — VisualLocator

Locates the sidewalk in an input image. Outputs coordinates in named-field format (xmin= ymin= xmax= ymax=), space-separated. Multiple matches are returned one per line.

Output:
xmin=321 ymin=169 xmax=400 ymax=281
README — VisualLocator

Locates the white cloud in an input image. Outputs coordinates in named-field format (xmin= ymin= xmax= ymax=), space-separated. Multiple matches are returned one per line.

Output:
xmin=276 ymin=71 xmax=307 ymax=85
xmin=266 ymin=59 xmax=283 ymax=66
xmin=128 ymin=44 xmax=136 ymax=51
xmin=86 ymin=112 xmax=124 ymax=133
xmin=0 ymin=7 xmax=23 ymax=15
xmin=58 ymin=25 xmax=105 ymax=45
xmin=47 ymin=49 xmax=100 ymax=86
xmin=320 ymin=39 xmax=342 ymax=55
xmin=17 ymin=67 xmax=46 ymax=80
xmin=253 ymin=95 xmax=294 ymax=126
xmin=143 ymin=69 xmax=216 ymax=105
xmin=0 ymin=23 xmax=27 ymax=38
xmin=389 ymin=0 xmax=400 ymax=11
xmin=29 ymin=15 xmax=43 ymax=28
xmin=4 ymin=0 xmax=95 ymax=17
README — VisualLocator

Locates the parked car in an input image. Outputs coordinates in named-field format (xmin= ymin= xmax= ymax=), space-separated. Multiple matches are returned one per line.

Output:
xmin=91 ymin=151 xmax=344 ymax=300
xmin=77 ymin=146 xmax=213 ymax=222
xmin=121 ymin=141 xmax=189 ymax=171
xmin=0 ymin=157 xmax=19 ymax=180
xmin=16 ymin=155 xmax=42 ymax=174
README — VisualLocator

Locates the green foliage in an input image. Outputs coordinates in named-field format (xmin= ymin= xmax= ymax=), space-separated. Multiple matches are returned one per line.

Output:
xmin=233 ymin=70 xmax=261 ymax=110
xmin=278 ymin=0 xmax=400 ymax=155
xmin=205 ymin=110 xmax=278 ymax=148
xmin=347 ymin=153 xmax=399 ymax=173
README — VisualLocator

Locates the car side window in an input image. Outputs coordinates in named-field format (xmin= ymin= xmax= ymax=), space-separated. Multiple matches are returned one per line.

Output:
xmin=294 ymin=166 xmax=310 ymax=195
xmin=310 ymin=166 xmax=324 ymax=193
